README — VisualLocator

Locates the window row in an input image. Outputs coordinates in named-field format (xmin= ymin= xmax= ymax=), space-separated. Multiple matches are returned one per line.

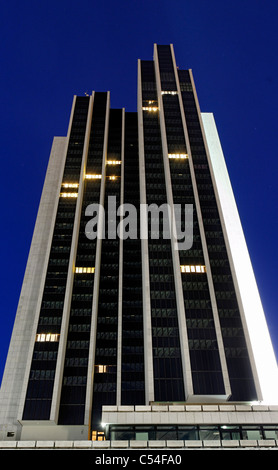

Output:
xmin=108 ymin=424 xmax=278 ymax=441
xmin=63 ymin=376 xmax=87 ymax=386
xmin=36 ymin=333 xmax=60 ymax=342
xmin=30 ymin=370 xmax=55 ymax=380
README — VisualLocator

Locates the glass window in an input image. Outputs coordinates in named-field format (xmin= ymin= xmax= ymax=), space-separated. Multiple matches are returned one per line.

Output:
xmin=241 ymin=426 xmax=263 ymax=440
xmin=136 ymin=432 xmax=149 ymax=441
xmin=110 ymin=427 xmax=135 ymax=441
xmin=220 ymin=426 xmax=241 ymax=440
xmin=178 ymin=426 xmax=198 ymax=440
xmin=135 ymin=427 xmax=156 ymax=441
xmin=263 ymin=426 xmax=278 ymax=439
xmin=156 ymin=426 xmax=177 ymax=440
xmin=199 ymin=426 xmax=220 ymax=440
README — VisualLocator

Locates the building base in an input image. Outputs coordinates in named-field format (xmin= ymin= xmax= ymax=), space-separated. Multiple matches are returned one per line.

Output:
xmin=0 ymin=439 xmax=278 ymax=450
xmin=0 ymin=421 xmax=88 ymax=442
xmin=1 ymin=402 xmax=278 ymax=449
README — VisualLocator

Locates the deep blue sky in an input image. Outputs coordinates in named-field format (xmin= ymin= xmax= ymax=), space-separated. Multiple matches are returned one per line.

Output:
xmin=1 ymin=0 xmax=278 ymax=385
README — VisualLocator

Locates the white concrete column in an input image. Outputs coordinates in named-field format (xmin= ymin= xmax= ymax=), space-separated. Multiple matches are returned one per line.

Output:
xmin=84 ymin=92 xmax=110 ymax=426
xmin=16 ymin=96 xmax=77 ymax=423
xmin=1 ymin=135 xmax=68 ymax=438
xmin=116 ymin=108 xmax=125 ymax=405
xmin=201 ymin=111 xmax=278 ymax=404
xmin=153 ymin=44 xmax=193 ymax=399
xmin=50 ymin=94 xmax=95 ymax=422
xmin=170 ymin=46 xmax=231 ymax=399
xmin=137 ymin=59 xmax=155 ymax=404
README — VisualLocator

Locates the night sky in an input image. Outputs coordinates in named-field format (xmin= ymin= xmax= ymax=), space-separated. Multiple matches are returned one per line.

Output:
xmin=1 ymin=0 xmax=278 ymax=386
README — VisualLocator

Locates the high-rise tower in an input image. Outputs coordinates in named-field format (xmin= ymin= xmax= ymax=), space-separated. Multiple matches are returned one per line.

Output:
xmin=1 ymin=44 xmax=278 ymax=447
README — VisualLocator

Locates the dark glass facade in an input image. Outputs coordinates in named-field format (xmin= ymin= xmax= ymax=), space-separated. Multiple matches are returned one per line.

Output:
xmin=157 ymin=46 xmax=225 ymax=396
xmin=141 ymin=60 xmax=185 ymax=402
xmin=23 ymin=96 xmax=90 ymax=420
xmin=21 ymin=44 xmax=259 ymax=435
xmin=58 ymin=93 xmax=108 ymax=425
xmin=121 ymin=112 xmax=145 ymax=405
xmin=177 ymin=67 xmax=256 ymax=400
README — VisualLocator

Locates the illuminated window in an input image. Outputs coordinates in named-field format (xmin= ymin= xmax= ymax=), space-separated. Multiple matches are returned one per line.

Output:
xmin=36 ymin=333 xmax=60 ymax=342
xmin=180 ymin=265 xmax=206 ymax=273
xmin=168 ymin=153 xmax=188 ymax=159
xmin=62 ymin=183 xmax=79 ymax=188
xmin=142 ymin=106 xmax=159 ymax=112
xmin=161 ymin=91 xmax=178 ymax=95
xmin=108 ymin=175 xmax=119 ymax=181
xmin=95 ymin=365 xmax=107 ymax=373
xmin=85 ymin=174 xmax=102 ymax=179
xmin=106 ymin=160 xmax=121 ymax=165
xmin=75 ymin=267 xmax=95 ymax=274
xmin=92 ymin=430 xmax=106 ymax=441
xmin=60 ymin=192 xmax=78 ymax=198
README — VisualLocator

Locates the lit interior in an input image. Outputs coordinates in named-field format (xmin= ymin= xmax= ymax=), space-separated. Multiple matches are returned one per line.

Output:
xmin=75 ymin=267 xmax=95 ymax=273
xmin=106 ymin=160 xmax=121 ymax=165
xmin=142 ymin=106 xmax=159 ymax=112
xmin=161 ymin=91 xmax=178 ymax=95
xmin=92 ymin=430 xmax=105 ymax=441
xmin=168 ymin=153 xmax=188 ymax=159
xmin=95 ymin=365 xmax=107 ymax=373
xmin=60 ymin=192 xmax=78 ymax=198
xmin=36 ymin=333 xmax=59 ymax=342
xmin=85 ymin=174 xmax=102 ymax=179
xmin=62 ymin=183 xmax=79 ymax=188
xmin=180 ymin=265 xmax=206 ymax=273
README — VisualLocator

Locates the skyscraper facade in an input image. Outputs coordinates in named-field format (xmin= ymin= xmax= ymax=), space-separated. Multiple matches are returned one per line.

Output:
xmin=1 ymin=44 xmax=278 ymax=446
